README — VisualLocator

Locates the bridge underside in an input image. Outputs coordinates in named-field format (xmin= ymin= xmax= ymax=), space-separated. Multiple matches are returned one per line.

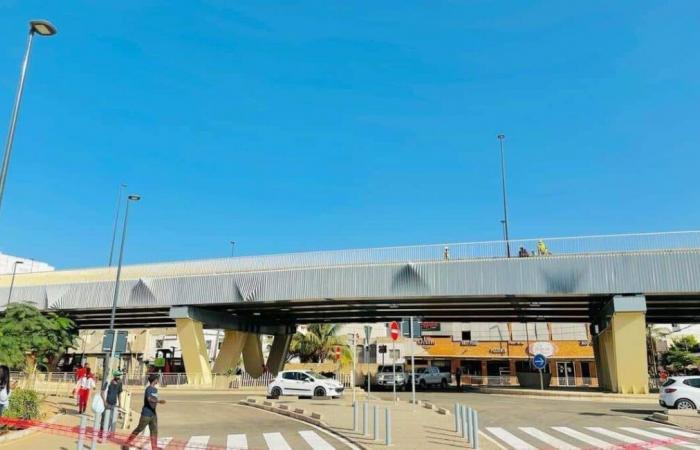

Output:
xmin=61 ymin=293 xmax=700 ymax=330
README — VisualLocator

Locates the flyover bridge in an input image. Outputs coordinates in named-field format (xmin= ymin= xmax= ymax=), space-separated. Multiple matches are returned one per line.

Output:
xmin=2 ymin=230 xmax=699 ymax=394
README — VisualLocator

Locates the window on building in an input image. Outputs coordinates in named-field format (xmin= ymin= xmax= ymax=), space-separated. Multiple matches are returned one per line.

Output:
xmin=461 ymin=331 xmax=472 ymax=341
xmin=155 ymin=339 xmax=163 ymax=349
xmin=389 ymin=349 xmax=400 ymax=360
xmin=205 ymin=340 xmax=212 ymax=351
xmin=581 ymin=362 xmax=592 ymax=378
xmin=551 ymin=323 xmax=588 ymax=341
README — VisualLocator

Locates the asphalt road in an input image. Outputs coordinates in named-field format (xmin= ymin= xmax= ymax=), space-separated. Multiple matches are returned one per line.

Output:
xmin=156 ymin=392 xmax=355 ymax=449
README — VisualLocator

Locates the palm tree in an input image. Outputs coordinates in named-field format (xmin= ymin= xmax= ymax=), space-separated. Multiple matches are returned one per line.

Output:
xmin=289 ymin=324 xmax=351 ymax=364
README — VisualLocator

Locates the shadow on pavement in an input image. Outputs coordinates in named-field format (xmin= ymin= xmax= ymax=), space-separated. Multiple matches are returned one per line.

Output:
xmin=611 ymin=409 xmax=660 ymax=415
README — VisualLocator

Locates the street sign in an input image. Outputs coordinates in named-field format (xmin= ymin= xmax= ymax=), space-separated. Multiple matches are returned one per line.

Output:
xmin=378 ymin=345 xmax=387 ymax=354
xmin=533 ymin=353 xmax=547 ymax=370
xmin=364 ymin=325 xmax=372 ymax=343
xmin=401 ymin=318 xmax=422 ymax=338
xmin=390 ymin=321 xmax=399 ymax=341
xmin=102 ymin=330 xmax=128 ymax=353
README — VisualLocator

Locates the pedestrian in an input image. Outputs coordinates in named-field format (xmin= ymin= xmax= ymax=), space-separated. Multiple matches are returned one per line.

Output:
xmin=518 ymin=247 xmax=530 ymax=257
xmin=455 ymin=366 xmax=462 ymax=391
xmin=122 ymin=373 xmax=166 ymax=450
xmin=75 ymin=361 xmax=89 ymax=381
xmin=99 ymin=370 xmax=123 ymax=441
xmin=75 ymin=367 xmax=96 ymax=414
xmin=443 ymin=246 xmax=450 ymax=260
xmin=0 ymin=365 xmax=14 ymax=417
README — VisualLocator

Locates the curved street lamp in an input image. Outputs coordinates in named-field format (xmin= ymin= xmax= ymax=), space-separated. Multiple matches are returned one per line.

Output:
xmin=0 ymin=20 xmax=57 ymax=215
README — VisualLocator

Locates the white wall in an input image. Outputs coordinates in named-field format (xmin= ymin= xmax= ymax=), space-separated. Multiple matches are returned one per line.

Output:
xmin=0 ymin=252 xmax=53 ymax=275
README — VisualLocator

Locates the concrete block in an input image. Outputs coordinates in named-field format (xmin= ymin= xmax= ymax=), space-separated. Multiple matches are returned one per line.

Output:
xmin=278 ymin=404 xmax=289 ymax=411
xmin=436 ymin=407 xmax=450 ymax=415
xmin=263 ymin=401 xmax=273 ymax=407
xmin=246 ymin=398 xmax=257 ymax=403
xmin=423 ymin=402 xmax=435 ymax=410
xmin=294 ymin=408 xmax=306 ymax=414
xmin=311 ymin=412 xmax=323 ymax=421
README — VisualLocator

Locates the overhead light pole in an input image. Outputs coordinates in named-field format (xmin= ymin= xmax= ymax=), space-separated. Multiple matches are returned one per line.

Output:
xmin=7 ymin=260 xmax=24 ymax=306
xmin=0 ymin=20 xmax=57 ymax=215
xmin=108 ymin=184 xmax=127 ymax=266
xmin=497 ymin=134 xmax=511 ymax=257
xmin=230 ymin=240 xmax=236 ymax=257
xmin=103 ymin=194 xmax=141 ymax=381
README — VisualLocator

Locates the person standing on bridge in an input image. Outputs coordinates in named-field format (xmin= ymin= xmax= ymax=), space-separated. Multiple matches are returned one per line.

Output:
xmin=122 ymin=373 xmax=166 ymax=450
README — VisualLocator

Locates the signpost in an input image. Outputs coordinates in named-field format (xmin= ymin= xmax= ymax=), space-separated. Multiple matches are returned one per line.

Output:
xmin=364 ymin=325 xmax=372 ymax=399
xmin=533 ymin=353 xmax=547 ymax=391
xmin=348 ymin=333 xmax=358 ymax=403
xmin=390 ymin=321 xmax=399 ymax=402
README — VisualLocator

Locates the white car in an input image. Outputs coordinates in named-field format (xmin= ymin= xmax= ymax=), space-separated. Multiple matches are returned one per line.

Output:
xmin=659 ymin=376 xmax=700 ymax=409
xmin=376 ymin=365 xmax=406 ymax=390
xmin=268 ymin=370 xmax=345 ymax=399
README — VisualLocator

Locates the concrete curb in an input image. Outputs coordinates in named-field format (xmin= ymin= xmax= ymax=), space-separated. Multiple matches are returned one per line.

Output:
xmin=0 ymin=412 xmax=65 ymax=444
xmin=239 ymin=399 xmax=368 ymax=450
xmin=479 ymin=387 xmax=658 ymax=403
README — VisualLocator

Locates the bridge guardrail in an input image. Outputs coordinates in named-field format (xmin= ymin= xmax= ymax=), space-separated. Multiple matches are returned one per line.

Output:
xmin=117 ymin=230 xmax=700 ymax=275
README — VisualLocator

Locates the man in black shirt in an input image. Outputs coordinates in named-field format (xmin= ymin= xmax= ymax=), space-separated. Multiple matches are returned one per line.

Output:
xmin=122 ymin=374 xmax=165 ymax=450
xmin=100 ymin=370 xmax=123 ymax=441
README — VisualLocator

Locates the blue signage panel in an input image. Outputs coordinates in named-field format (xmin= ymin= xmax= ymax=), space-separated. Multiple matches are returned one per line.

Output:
xmin=533 ymin=353 xmax=547 ymax=370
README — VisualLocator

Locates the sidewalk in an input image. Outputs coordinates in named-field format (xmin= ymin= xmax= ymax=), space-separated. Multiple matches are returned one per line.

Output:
xmin=245 ymin=393 xmax=495 ymax=450
xmin=478 ymin=386 xmax=659 ymax=403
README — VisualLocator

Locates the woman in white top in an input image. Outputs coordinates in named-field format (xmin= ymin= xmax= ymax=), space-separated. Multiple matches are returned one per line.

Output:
xmin=75 ymin=367 xmax=96 ymax=414
xmin=0 ymin=365 xmax=12 ymax=416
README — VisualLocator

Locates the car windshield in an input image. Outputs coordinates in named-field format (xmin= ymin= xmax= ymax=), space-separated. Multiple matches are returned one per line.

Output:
xmin=304 ymin=371 xmax=328 ymax=380
xmin=379 ymin=366 xmax=403 ymax=373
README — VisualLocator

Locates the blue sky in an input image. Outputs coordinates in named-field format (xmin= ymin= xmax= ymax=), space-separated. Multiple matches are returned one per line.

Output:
xmin=0 ymin=1 xmax=698 ymax=269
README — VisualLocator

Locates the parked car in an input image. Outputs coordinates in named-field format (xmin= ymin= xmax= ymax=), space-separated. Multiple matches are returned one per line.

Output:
xmin=407 ymin=366 xmax=451 ymax=389
xmin=659 ymin=376 xmax=700 ymax=409
xmin=267 ymin=370 xmax=345 ymax=399
xmin=376 ymin=365 xmax=406 ymax=390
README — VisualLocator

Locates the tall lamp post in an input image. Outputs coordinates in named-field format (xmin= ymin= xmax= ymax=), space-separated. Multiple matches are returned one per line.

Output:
xmin=103 ymin=195 xmax=141 ymax=381
xmin=0 ymin=20 xmax=57 ymax=215
xmin=7 ymin=260 xmax=24 ymax=306
xmin=230 ymin=240 xmax=236 ymax=257
xmin=497 ymin=134 xmax=511 ymax=257
xmin=108 ymin=183 xmax=127 ymax=266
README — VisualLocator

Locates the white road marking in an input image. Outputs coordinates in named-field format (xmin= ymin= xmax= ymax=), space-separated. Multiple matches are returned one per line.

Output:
xmin=486 ymin=427 xmax=537 ymax=450
xmin=299 ymin=430 xmax=336 ymax=450
xmin=551 ymin=427 xmax=616 ymax=449
xmin=227 ymin=433 xmax=249 ymax=449
xmin=621 ymin=427 xmax=700 ymax=449
xmin=185 ymin=435 xmax=210 ymax=449
xmin=263 ymin=432 xmax=293 ymax=450
xmin=653 ymin=427 xmax=700 ymax=439
xmin=587 ymin=427 xmax=672 ymax=450
xmin=519 ymin=427 xmax=580 ymax=450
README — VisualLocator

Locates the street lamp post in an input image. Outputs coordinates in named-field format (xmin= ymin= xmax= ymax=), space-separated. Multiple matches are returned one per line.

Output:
xmin=230 ymin=241 xmax=236 ymax=257
xmin=108 ymin=184 xmax=127 ymax=266
xmin=0 ymin=20 xmax=57 ymax=215
xmin=497 ymin=134 xmax=511 ymax=257
xmin=103 ymin=195 xmax=141 ymax=382
xmin=7 ymin=261 xmax=24 ymax=305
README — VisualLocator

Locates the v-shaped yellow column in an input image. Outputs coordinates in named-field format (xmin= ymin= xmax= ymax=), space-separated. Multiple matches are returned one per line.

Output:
xmin=175 ymin=318 xmax=213 ymax=385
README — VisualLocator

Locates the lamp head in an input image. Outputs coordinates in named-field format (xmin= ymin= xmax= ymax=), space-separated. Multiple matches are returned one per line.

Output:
xmin=30 ymin=20 xmax=57 ymax=36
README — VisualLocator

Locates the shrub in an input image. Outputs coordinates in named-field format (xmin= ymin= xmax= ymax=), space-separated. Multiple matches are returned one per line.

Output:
xmin=4 ymin=388 xmax=41 ymax=420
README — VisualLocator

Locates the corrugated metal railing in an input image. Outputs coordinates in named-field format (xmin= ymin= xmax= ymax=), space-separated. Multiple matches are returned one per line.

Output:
xmin=35 ymin=230 xmax=700 ymax=279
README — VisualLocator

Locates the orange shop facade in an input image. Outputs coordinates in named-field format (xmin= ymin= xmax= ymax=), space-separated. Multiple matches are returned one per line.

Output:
xmin=409 ymin=322 xmax=598 ymax=387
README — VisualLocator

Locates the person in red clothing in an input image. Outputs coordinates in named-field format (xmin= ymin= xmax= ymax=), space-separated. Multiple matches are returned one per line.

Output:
xmin=75 ymin=362 xmax=89 ymax=381
xmin=75 ymin=367 xmax=96 ymax=414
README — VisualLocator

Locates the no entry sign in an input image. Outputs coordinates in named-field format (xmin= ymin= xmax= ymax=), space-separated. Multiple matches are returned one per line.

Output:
xmin=390 ymin=321 xmax=400 ymax=341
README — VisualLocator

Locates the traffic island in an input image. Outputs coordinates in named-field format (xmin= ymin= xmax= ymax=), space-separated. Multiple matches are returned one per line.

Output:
xmin=648 ymin=410 xmax=700 ymax=430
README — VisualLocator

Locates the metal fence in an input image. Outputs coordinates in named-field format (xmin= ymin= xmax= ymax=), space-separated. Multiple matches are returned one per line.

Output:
xmin=75 ymin=230 xmax=700 ymax=277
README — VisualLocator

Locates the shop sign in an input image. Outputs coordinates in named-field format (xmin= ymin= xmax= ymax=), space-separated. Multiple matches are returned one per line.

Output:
xmin=420 ymin=321 xmax=441 ymax=331
xmin=489 ymin=348 xmax=506 ymax=354
xmin=416 ymin=337 xmax=435 ymax=346
xmin=528 ymin=341 xmax=556 ymax=357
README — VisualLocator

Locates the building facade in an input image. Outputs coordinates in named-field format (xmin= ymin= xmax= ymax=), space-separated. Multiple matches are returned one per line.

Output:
xmin=0 ymin=252 xmax=53 ymax=275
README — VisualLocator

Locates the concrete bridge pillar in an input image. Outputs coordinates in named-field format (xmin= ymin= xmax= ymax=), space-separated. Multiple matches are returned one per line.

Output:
xmin=242 ymin=333 xmax=265 ymax=378
xmin=266 ymin=334 xmax=293 ymax=376
xmin=593 ymin=295 xmax=648 ymax=394
xmin=212 ymin=330 xmax=247 ymax=374
xmin=175 ymin=318 xmax=213 ymax=385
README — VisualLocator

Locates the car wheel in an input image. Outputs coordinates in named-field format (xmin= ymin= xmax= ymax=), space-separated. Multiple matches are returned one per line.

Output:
xmin=676 ymin=398 xmax=697 ymax=409
xmin=419 ymin=380 xmax=427 ymax=390
xmin=441 ymin=378 xmax=448 ymax=389
xmin=314 ymin=386 xmax=327 ymax=397
xmin=270 ymin=386 xmax=282 ymax=398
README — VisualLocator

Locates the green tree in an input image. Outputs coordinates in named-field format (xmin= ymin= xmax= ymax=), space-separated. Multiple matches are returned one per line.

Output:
xmin=0 ymin=303 xmax=78 ymax=371
xmin=288 ymin=324 xmax=351 ymax=364
xmin=663 ymin=348 xmax=698 ymax=372
xmin=671 ymin=335 xmax=699 ymax=353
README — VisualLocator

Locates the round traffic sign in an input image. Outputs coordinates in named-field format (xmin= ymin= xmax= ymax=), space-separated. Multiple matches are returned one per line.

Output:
xmin=390 ymin=321 xmax=400 ymax=341
xmin=533 ymin=353 xmax=547 ymax=370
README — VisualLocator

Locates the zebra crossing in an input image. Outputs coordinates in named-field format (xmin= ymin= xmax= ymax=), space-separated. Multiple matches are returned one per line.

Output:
xmin=484 ymin=425 xmax=700 ymax=450
xmin=127 ymin=429 xmax=338 ymax=449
